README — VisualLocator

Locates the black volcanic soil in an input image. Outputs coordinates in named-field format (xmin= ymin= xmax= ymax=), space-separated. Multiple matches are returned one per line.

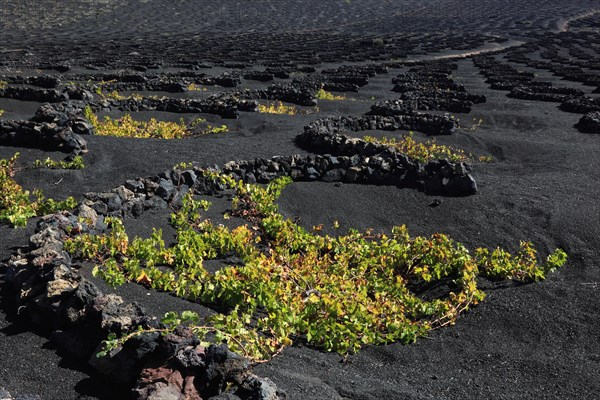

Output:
xmin=1 ymin=1 xmax=600 ymax=399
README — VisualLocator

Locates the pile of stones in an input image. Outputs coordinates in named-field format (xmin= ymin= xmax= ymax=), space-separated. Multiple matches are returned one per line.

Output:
xmin=0 ymin=103 xmax=90 ymax=157
xmin=575 ymin=111 xmax=600 ymax=133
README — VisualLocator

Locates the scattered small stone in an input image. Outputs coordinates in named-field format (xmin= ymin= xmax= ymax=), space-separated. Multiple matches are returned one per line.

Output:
xmin=429 ymin=199 xmax=443 ymax=207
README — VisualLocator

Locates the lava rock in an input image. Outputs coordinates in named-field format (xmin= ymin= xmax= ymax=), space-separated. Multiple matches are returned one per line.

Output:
xmin=575 ymin=111 xmax=600 ymax=133
xmin=200 ymin=345 xmax=251 ymax=396
xmin=237 ymin=375 xmax=283 ymax=400
xmin=322 ymin=168 xmax=346 ymax=182
xmin=156 ymin=179 xmax=175 ymax=200
xmin=443 ymin=174 xmax=478 ymax=196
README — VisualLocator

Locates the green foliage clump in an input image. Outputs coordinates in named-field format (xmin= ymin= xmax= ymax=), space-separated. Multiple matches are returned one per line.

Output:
xmin=315 ymin=88 xmax=345 ymax=101
xmin=65 ymin=172 xmax=567 ymax=361
xmin=94 ymin=80 xmax=125 ymax=100
xmin=34 ymin=155 xmax=85 ymax=170
xmin=84 ymin=106 xmax=227 ymax=139
xmin=1 ymin=153 xmax=77 ymax=227
xmin=468 ymin=117 xmax=484 ymax=131
xmin=187 ymin=83 xmax=208 ymax=92
xmin=364 ymin=133 xmax=470 ymax=163
xmin=189 ymin=117 xmax=228 ymax=135
xmin=364 ymin=133 xmax=493 ymax=163
xmin=258 ymin=102 xmax=298 ymax=115
xmin=476 ymin=244 xmax=567 ymax=281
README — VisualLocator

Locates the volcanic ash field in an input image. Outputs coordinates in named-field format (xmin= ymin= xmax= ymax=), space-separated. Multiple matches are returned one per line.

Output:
xmin=0 ymin=1 xmax=599 ymax=399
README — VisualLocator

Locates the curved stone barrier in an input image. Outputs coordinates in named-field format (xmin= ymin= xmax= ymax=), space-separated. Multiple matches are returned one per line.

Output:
xmin=560 ymin=96 xmax=600 ymax=114
xmin=0 ymin=102 xmax=90 ymax=157
xmin=295 ymin=116 xmax=476 ymax=196
xmin=364 ymin=109 xmax=458 ymax=136
xmin=0 ymin=86 xmax=68 ymax=103
xmin=508 ymin=86 xmax=584 ymax=102
xmin=5 ymin=168 xmax=287 ymax=400
xmin=92 ymin=95 xmax=258 ymax=119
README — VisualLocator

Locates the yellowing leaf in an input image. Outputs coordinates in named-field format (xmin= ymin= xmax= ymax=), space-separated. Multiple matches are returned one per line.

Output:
xmin=136 ymin=271 xmax=152 ymax=286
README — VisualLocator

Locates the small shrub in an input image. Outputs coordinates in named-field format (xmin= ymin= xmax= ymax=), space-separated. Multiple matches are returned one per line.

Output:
xmin=66 ymin=172 xmax=567 ymax=361
xmin=91 ymin=80 xmax=145 ymax=101
xmin=315 ymin=88 xmax=345 ymax=101
xmin=0 ymin=80 xmax=7 ymax=90
xmin=0 ymin=153 xmax=77 ymax=227
xmin=173 ymin=161 xmax=195 ymax=171
xmin=34 ymin=156 xmax=85 ymax=170
xmin=372 ymin=37 xmax=385 ymax=47
xmin=258 ymin=101 xmax=298 ymax=115
xmin=187 ymin=83 xmax=208 ymax=92
xmin=189 ymin=117 xmax=228 ymax=134
xmin=475 ymin=243 xmax=567 ymax=281
xmin=203 ymin=124 xmax=228 ymax=134
xmin=94 ymin=80 xmax=125 ymax=100
xmin=129 ymin=93 xmax=144 ymax=101
xmin=364 ymin=133 xmax=469 ymax=163
xmin=468 ymin=117 xmax=484 ymax=131
xmin=84 ymin=106 xmax=227 ymax=139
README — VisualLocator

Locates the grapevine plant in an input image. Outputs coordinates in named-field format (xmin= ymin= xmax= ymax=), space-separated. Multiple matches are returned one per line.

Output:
xmin=258 ymin=101 xmax=298 ymax=115
xmin=64 ymin=171 xmax=567 ymax=362
xmin=34 ymin=155 xmax=85 ymax=170
xmin=84 ymin=106 xmax=228 ymax=139
xmin=0 ymin=153 xmax=77 ymax=227
xmin=364 ymin=133 xmax=493 ymax=163
xmin=315 ymin=88 xmax=346 ymax=101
